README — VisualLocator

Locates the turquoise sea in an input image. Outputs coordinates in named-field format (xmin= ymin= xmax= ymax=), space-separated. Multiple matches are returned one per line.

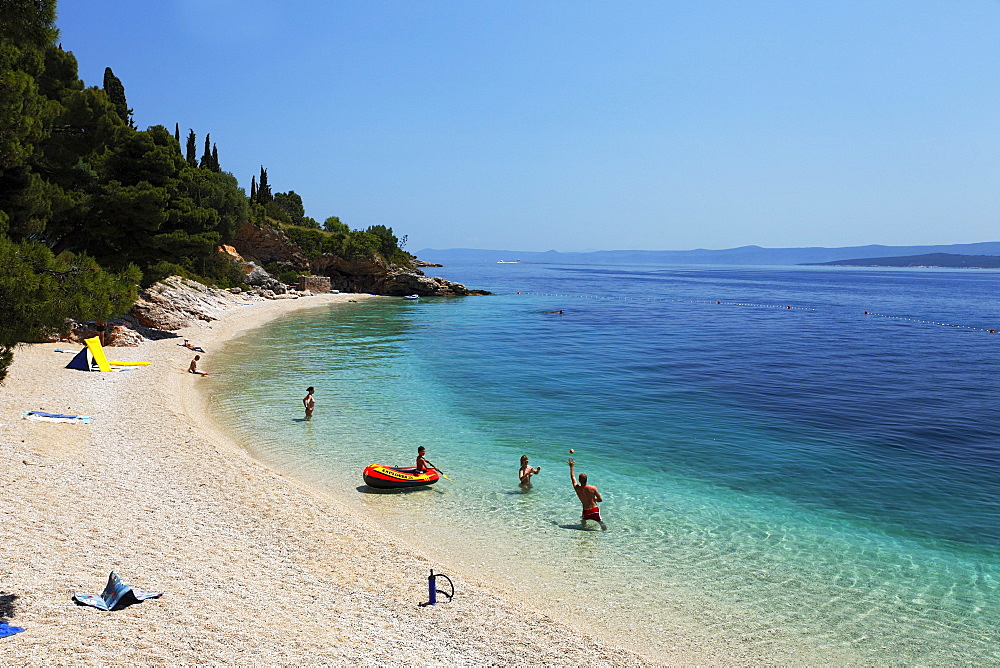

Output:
xmin=208 ymin=263 xmax=999 ymax=663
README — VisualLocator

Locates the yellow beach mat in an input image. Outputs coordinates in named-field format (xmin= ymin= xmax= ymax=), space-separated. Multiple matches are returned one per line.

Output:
xmin=109 ymin=360 xmax=150 ymax=366
xmin=84 ymin=336 xmax=112 ymax=372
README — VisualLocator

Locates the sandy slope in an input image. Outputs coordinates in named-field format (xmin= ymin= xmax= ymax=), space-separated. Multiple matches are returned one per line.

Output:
xmin=0 ymin=293 xmax=650 ymax=665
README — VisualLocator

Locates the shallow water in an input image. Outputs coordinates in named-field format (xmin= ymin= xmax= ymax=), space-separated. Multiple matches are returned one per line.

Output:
xmin=209 ymin=264 xmax=999 ymax=663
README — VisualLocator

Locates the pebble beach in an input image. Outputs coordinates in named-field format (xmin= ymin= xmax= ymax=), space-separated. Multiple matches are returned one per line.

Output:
xmin=0 ymin=292 xmax=650 ymax=665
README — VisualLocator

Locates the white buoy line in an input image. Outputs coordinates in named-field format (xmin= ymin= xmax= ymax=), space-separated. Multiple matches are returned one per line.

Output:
xmin=518 ymin=291 xmax=816 ymax=310
xmin=514 ymin=292 xmax=998 ymax=334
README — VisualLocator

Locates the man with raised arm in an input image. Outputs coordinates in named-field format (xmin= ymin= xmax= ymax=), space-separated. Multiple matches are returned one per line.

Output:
xmin=568 ymin=459 xmax=607 ymax=530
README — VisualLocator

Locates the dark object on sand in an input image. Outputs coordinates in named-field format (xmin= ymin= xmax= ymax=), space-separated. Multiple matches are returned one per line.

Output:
xmin=73 ymin=571 xmax=163 ymax=611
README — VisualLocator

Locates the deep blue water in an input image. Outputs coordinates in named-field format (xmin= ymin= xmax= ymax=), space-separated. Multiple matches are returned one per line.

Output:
xmin=210 ymin=263 xmax=999 ymax=663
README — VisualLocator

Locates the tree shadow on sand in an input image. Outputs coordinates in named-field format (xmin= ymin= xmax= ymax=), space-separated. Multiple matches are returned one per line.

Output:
xmin=0 ymin=592 xmax=18 ymax=620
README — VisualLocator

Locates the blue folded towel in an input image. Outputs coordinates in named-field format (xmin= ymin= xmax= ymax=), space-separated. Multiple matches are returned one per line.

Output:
xmin=0 ymin=621 xmax=25 ymax=639
xmin=73 ymin=571 xmax=162 ymax=611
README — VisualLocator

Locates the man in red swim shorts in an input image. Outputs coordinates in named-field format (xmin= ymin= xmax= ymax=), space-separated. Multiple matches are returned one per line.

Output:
xmin=569 ymin=459 xmax=607 ymax=530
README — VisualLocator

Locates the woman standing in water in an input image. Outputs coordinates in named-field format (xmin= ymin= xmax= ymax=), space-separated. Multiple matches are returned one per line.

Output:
xmin=302 ymin=386 xmax=315 ymax=419
xmin=519 ymin=455 xmax=541 ymax=486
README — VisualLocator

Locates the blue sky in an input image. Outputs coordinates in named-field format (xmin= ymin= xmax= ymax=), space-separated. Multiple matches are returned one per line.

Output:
xmin=56 ymin=0 xmax=1000 ymax=252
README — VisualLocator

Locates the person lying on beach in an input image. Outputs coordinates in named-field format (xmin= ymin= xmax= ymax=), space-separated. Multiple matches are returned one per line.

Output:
xmin=303 ymin=386 xmax=315 ymax=419
xmin=569 ymin=459 xmax=606 ymax=530
xmin=519 ymin=455 xmax=541 ymax=486
xmin=183 ymin=339 xmax=206 ymax=352
xmin=187 ymin=355 xmax=208 ymax=376
xmin=416 ymin=446 xmax=438 ymax=473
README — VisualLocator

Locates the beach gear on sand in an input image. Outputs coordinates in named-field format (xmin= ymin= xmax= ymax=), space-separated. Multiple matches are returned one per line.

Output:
xmin=65 ymin=337 xmax=113 ymax=372
xmin=73 ymin=571 xmax=163 ymax=611
xmin=425 ymin=569 xmax=454 ymax=606
xmin=65 ymin=337 xmax=147 ymax=370
xmin=22 ymin=411 xmax=91 ymax=424
xmin=363 ymin=464 xmax=440 ymax=489
xmin=0 ymin=621 xmax=25 ymax=639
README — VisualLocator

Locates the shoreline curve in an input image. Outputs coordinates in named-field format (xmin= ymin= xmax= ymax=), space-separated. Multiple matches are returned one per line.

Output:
xmin=0 ymin=292 xmax=651 ymax=664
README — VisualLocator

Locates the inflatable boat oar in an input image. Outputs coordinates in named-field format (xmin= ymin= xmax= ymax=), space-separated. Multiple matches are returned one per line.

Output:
xmin=426 ymin=460 xmax=453 ymax=481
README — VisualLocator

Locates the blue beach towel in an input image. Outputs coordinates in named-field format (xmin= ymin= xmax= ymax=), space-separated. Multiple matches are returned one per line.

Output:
xmin=22 ymin=411 xmax=92 ymax=424
xmin=0 ymin=621 xmax=25 ymax=639
xmin=73 ymin=571 xmax=163 ymax=611
xmin=26 ymin=411 xmax=80 ymax=419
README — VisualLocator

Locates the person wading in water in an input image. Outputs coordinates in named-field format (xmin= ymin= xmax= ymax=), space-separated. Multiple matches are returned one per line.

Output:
xmin=303 ymin=386 xmax=316 ymax=419
xmin=569 ymin=459 xmax=607 ymax=530
xmin=519 ymin=455 xmax=541 ymax=486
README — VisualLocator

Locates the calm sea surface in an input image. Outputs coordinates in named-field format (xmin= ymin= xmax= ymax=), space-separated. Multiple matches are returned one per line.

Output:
xmin=208 ymin=263 xmax=999 ymax=663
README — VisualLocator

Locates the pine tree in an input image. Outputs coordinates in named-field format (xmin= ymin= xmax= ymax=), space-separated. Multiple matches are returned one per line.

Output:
xmin=185 ymin=129 xmax=197 ymax=166
xmin=211 ymin=144 xmax=219 ymax=172
xmin=200 ymin=133 xmax=211 ymax=169
xmin=102 ymin=67 xmax=135 ymax=128
xmin=273 ymin=190 xmax=305 ymax=225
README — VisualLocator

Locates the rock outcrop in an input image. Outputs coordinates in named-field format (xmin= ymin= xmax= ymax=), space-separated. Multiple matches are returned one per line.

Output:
xmin=382 ymin=269 xmax=487 ymax=296
xmin=129 ymin=276 xmax=247 ymax=331
xmin=243 ymin=263 xmax=289 ymax=294
xmin=317 ymin=256 xmax=489 ymax=296
xmin=232 ymin=220 xmax=310 ymax=272
xmin=234 ymin=220 xmax=489 ymax=297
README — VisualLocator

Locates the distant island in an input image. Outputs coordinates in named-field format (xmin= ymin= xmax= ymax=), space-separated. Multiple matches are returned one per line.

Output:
xmin=801 ymin=253 xmax=1000 ymax=268
xmin=418 ymin=242 xmax=1000 ymax=266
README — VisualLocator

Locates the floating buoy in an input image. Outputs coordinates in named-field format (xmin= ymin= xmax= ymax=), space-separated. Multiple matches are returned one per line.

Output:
xmin=717 ymin=301 xmax=721 ymax=304
xmin=787 ymin=305 xmax=791 ymax=309
xmin=864 ymin=311 xmax=869 ymax=315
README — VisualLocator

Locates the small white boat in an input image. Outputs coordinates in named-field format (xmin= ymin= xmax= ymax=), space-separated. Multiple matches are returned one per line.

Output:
xmin=403 ymin=294 xmax=419 ymax=299
xmin=497 ymin=260 xmax=520 ymax=264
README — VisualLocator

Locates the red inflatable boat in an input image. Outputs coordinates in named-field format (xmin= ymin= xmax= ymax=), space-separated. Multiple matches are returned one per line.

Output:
xmin=362 ymin=464 xmax=440 ymax=489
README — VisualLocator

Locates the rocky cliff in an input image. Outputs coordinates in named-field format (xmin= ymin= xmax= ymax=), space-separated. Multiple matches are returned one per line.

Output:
xmin=232 ymin=221 xmax=309 ymax=273
xmin=233 ymin=220 xmax=488 ymax=297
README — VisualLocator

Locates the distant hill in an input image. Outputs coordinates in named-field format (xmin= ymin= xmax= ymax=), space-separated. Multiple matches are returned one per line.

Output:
xmin=416 ymin=242 xmax=1000 ymax=266
xmin=804 ymin=253 xmax=1000 ymax=268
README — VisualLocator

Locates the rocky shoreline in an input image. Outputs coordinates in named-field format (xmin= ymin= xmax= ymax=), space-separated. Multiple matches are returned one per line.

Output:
xmin=230 ymin=222 xmax=487 ymax=297
xmin=69 ymin=254 xmax=488 ymax=347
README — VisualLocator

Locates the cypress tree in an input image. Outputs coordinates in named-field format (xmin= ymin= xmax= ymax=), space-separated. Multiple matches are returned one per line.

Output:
xmin=211 ymin=144 xmax=219 ymax=172
xmin=174 ymin=123 xmax=180 ymax=147
xmin=102 ymin=67 xmax=134 ymax=128
xmin=185 ymin=129 xmax=197 ymax=166
xmin=250 ymin=175 xmax=257 ymax=201
xmin=199 ymin=133 xmax=211 ymax=169
xmin=256 ymin=166 xmax=272 ymax=203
